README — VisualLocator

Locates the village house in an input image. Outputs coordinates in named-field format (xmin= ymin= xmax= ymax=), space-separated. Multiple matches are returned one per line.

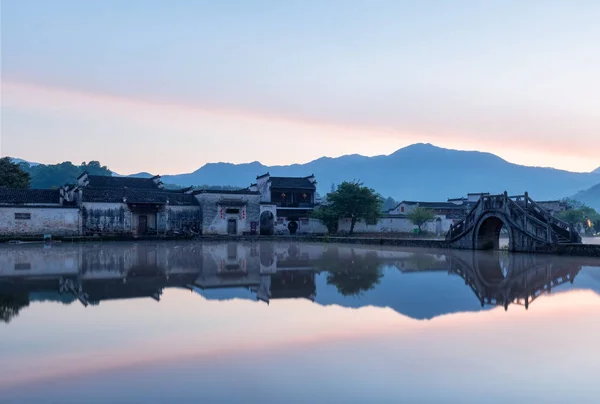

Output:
xmin=193 ymin=189 xmax=260 ymax=235
xmin=250 ymin=172 xmax=327 ymax=235
xmin=0 ymin=188 xmax=80 ymax=237
xmin=74 ymin=172 xmax=201 ymax=236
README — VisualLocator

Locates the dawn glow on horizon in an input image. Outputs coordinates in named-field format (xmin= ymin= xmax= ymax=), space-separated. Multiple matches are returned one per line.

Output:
xmin=1 ymin=0 xmax=599 ymax=174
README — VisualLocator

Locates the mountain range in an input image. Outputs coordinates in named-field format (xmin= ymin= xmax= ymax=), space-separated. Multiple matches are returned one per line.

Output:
xmin=144 ymin=143 xmax=600 ymax=203
xmin=10 ymin=143 xmax=600 ymax=207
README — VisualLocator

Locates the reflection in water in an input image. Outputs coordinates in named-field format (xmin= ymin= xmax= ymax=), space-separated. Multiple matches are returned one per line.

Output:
xmin=0 ymin=292 xmax=29 ymax=324
xmin=319 ymin=249 xmax=383 ymax=296
xmin=1 ymin=241 xmax=599 ymax=324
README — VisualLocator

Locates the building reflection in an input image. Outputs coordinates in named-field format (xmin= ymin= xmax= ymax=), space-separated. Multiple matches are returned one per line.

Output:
xmin=0 ymin=242 xmax=596 ymax=323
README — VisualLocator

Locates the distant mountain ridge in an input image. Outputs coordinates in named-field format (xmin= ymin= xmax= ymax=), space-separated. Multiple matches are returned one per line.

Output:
xmin=593 ymin=167 xmax=600 ymax=174
xmin=572 ymin=183 xmax=600 ymax=211
xmin=156 ymin=143 xmax=599 ymax=201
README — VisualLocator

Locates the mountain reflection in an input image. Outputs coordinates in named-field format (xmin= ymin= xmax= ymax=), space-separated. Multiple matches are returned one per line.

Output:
xmin=1 ymin=241 xmax=599 ymax=323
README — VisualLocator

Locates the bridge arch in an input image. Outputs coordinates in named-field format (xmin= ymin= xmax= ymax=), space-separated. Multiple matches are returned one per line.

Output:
xmin=473 ymin=212 xmax=513 ymax=251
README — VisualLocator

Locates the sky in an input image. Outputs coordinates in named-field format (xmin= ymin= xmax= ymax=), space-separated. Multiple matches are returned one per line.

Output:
xmin=1 ymin=0 xmax=599 ymax=175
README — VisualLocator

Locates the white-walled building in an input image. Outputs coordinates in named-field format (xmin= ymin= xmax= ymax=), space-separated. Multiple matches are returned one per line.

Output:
xmin=250 ymin=172 xmax=327 ymax=235
xmin=193 ymin=189 xmax=261 ymax=235
xmin=0 ymin=188 xmax=80 ymax=237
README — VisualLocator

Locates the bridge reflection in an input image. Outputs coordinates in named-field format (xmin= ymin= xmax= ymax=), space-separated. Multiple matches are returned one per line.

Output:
xmin=446 ymin=251 xmax=581 ymax=310
xmin=0 ymin=242 xmax=597 ymax=323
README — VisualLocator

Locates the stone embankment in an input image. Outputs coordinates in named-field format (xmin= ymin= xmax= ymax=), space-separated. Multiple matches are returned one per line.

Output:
xmin=1 ymin=234 xmax=599 ymax=258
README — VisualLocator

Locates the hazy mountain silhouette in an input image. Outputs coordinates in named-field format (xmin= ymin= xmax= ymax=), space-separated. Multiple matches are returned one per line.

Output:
xmin=156 ymin=143 xmax=599 ymax=201
xmin=593 ymin=167 xmax=600 ymax=174
xmin=573 ymin=183 xmax=600 ymax=211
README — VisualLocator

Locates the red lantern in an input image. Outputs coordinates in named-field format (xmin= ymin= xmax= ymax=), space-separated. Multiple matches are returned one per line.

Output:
xmin=242 ymin=209 xmax=246 ymax=219
xmin=220 ymin=209 xmax=223 ymax=219
xmin=302 ymin=193 xmax=307 ymax=199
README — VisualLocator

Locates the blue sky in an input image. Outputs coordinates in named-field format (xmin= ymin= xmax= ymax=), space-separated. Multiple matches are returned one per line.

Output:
xmin=1 ymin=0 xmax=599 ymax=174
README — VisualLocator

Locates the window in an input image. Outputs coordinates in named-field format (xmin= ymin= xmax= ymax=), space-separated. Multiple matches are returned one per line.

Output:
xmin=14 ymin=263 xmax=31 ymax=270
xmin=14 ymin=213 xmax=31 ymax=220
xmin=400 ymin=206 xmax=404 ymax=213
xmin=225 ymin=208 xmax=240 ymax=214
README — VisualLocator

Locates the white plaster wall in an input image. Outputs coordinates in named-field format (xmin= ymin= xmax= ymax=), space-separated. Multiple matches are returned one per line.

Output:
xmin=166 ymin=205 xmax=201 ymax=231
xmin=0 ymin=207 xmax=80 ymax=236
xmin=337 ymin=217 xmax=417 ymax=233
xmin=196 ymin=193 xmax=260 ymax=235
xmin=82 ymin=202 xmax=131 ymax=234
xmin=274 ymin=217 xmax=328 ymax=234
xmin=256 ymin=176 xmax=271 ymax=202
xmin=337 ymin=215 xmax=455 ymax=235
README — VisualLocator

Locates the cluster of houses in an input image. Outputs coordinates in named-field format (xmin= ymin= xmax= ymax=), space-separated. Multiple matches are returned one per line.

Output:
xmin=0 ymin=172 xmax=326 ymax=237
xmin=0 ymin=172 xmax=567 ymax=238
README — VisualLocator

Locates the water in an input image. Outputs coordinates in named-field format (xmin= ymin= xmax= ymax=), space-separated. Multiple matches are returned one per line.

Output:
xmin=1 ymin=241 xmax=600 ymax=403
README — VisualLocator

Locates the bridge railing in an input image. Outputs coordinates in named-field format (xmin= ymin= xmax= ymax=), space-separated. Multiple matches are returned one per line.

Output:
xmin=447 ymin=192 xmax=581 ymax=244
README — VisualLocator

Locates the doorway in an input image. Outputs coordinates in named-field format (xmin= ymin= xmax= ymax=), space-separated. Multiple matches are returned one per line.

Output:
xmin=227 ymin=219 xmax=237 ymax=235
xmin=288 ymin=221 xmax=298 ymax=235
xmin=138 ymin=215 xmax=148 ymax=235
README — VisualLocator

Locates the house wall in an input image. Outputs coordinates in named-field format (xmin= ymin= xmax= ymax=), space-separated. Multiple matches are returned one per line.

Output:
xmin=82 ymin=202 xmax=131 ymax=235
xmin=0 ymin=207 xmax=80 ymax=237
xmin=274 ymin=216 xmax=328 ymax=235
xmin=256 ymin=176 xmax=271 ymax=202
xmin=337 ymin=215 xmax=455 ymax=235
xmin=195 ymin=193 xmax=260 ymax=235
xmin=166 ymin=206 xmax=201 ymax=232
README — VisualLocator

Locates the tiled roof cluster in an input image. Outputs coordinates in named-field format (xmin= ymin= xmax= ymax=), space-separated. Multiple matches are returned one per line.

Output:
xmin=82 ymin=188 xmax=198 ymax=205
xmin=85 ymin=175 xmax=160 ymax=190
xmin=269 ymin=177 xmax=316 ymax=190
xmin=0 ymin=189 xmax=61 ymax=205
xmin=396 ymin=201 xmax=469 ymax=210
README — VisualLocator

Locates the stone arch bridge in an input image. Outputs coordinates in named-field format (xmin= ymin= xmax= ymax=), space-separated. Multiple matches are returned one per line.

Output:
xmin=446 ymin=193 xmax=581 ymax=253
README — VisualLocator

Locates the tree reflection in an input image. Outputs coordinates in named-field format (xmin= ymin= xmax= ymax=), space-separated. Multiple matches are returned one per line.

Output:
xmin=0 ymin=293 xmax=30 ymax=324
xmin=319 ymin=248 xmax=384 ymax=297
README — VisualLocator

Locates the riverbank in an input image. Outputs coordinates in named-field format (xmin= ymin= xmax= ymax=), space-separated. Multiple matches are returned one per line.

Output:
xmin=2 ymin=233 xmax=600 ymax=257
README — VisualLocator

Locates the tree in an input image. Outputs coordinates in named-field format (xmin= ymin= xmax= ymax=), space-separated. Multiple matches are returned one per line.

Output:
xmin=311 ymin=204 xmax=339 ymax=233
xmin=317 ymin=181 xmax=382 ymax=235
xmin=0 ymin=157 xmax=31 ymax=188
xmin=557 ymin=200 xmax=600 ymax=234
xmin=21 ymin=160 xmax=112 ymax=188
xmin=407 ymin=206 xmax=436 ymax=232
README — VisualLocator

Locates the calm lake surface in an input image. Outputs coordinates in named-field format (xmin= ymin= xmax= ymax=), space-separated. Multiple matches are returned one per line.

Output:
xmin=1 ymin=241 xmax=600 ymax=403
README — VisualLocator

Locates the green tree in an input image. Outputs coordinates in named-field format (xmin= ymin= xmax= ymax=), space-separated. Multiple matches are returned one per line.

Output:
xmin=407 ymin=206 xmax=436 ymax=232
xmin=311 ymin=204 xmax=339 ymax=233
xmin=557 ymin=201 xmax=600 ymax=234
xmin=0 ymin=157 xmax=31 ymax=188
xmin=21 ymin=160 xmax=112 ymax=188
xmin=318 ymin=181 xmax=382 ymax=235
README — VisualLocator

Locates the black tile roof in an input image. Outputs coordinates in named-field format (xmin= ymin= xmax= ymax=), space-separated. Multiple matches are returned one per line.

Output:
xmin=397 ymin=201 xmax=467 ymax=210
xmin=269 ymin=177 xmax=316 ymax=190
xmin=86 ymin=175 xmax=160 ymax=189
xmin=0 ymin=188 xmax=61 ymax=205
xmin=193 ymin=189 xmax=259 ymax=195
xmin=82 ymin=188 xmax=198 ymax=205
